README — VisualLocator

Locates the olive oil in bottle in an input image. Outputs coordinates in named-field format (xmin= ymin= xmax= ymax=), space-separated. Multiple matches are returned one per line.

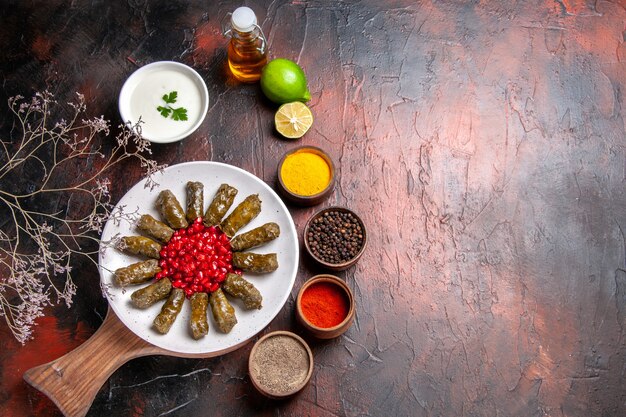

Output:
xmin=223 ymin=7 xmax=268 ymax=83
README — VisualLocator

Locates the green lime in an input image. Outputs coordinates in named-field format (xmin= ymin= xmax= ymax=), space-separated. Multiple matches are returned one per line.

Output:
xmin=260 ymin=58 xmax=311 ymax=104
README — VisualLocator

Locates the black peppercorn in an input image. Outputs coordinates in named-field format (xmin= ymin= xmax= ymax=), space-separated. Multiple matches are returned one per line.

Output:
xmin=307 ymin=209 xmax=364 ymax=264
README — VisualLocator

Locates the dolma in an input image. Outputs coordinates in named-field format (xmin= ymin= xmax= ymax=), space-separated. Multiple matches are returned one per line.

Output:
xmin=153 ymin=288 xmax=185 ymax=334
xmin=131 ymin=278 xmax=172 ymax=308
xmin=222 ymin=273 xmax=262 ymax=309
xmin=189 ymin=292 xmax=209 ymax=339
xmin=156 ymin=190 xmax=188 ymax=229
xmin=115 ymin=259 xmax=161 ymax=286
xmin=204 ymin=184 xmax=238 ymax=226
xmin=232 ymin=252 xmax=278 ymax=273
xmin=209 ymin=288 xmax=237 ymax=333
xmin=186 ymin=181 xmax=204 ymax=222
xmin=230 ymin=222 xmax=280 ymax=252
xmin=220 ymin=194 xmax=262 ymax=237
xmin=137 ymin=214 xmax=174 ymax=243
xmin=116 ymin=235 xmax=162 ymax=259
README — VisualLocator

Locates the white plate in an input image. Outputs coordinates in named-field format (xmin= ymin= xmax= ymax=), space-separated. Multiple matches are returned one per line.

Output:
xmin=99 ymin=161 xmax=299 ymax=355
xmin=119 ymin=61 xmax=209 ymax=144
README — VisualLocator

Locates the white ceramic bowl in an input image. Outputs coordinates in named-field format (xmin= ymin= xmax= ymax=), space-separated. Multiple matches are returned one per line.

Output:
xmin=119 ymin=61 xmax=209 ymax=144
xmin=99 ymin=161 xmax=299 ymax=355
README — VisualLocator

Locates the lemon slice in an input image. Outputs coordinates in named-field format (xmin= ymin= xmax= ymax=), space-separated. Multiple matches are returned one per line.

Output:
xmin=275 ymin=102 xmax=313 ymax=139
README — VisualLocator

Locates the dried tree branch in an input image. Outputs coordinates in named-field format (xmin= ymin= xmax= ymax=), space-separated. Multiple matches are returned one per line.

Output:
xmin=0 ymin=91 xmax=165 ymax=344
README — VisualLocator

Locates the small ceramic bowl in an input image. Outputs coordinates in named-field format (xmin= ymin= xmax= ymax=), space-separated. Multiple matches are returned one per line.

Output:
xmin=303 ymin=206 xmax=367 ymax=271
xmin=276 ymin=146 xmax=335 ymax=206
xmin=248 ymin=331 xmax=314 ymax=399
xmin=119 ymin=61 xmax=209 ymax=144
xmin=296 ymin=274 xmax=355 ymax=339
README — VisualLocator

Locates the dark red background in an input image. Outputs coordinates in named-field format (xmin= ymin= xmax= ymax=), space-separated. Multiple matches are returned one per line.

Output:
xmin=1 ymin=0 xmax=625 ymax=416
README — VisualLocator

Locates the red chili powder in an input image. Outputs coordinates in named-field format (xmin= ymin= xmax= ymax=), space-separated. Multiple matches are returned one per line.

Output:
xmin=300 ymin=282 xmax=349 ymax=328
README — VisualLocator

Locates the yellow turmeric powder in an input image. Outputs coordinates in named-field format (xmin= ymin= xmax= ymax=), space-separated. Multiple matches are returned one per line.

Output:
xmin=280 ymin=151 xmax=331 ymax=196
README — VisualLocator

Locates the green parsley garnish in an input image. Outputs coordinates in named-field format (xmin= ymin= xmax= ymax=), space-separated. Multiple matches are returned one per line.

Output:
xmin=156 ymin=91 xmax=188 ymax=121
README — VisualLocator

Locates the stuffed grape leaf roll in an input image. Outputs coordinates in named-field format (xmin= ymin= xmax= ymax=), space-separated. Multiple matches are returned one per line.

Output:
xmin=189 ymin=292 xmax=209 ymax=339
xmin=116 ymin=236 xmax=162 ymax=259
xmin=209 ymin=288 xmax=237 ymax=333
xmin=222 ymin=273 xmax=262 ymax=309
xmin=131 ymin=278 xmax=172 ymax=308
xmin=232 ymin=252 xmax=278 ymax=273
xmin=230 ymin=222 xmax=280 ymax=252
xmin=204 ymin=184 xmax=238 ymax=226
xmin=137 ymin=214 xmax=174 ymax=243
xmin=186 ymin=181 xmax=204 ymax=222
xmin=115 ymin=259 xmax=161 ymax=286
xmin=153 ymin=288 xmax=185 ymax=334
xmin=157 ymin=190 xmax=188 ymax=229
xmin=220 ymin=194 xmax=261 ymax=237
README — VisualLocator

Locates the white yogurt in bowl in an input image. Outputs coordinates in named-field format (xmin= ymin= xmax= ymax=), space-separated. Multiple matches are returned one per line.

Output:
xmin=119 ymin=61 xmax=209 ymax=143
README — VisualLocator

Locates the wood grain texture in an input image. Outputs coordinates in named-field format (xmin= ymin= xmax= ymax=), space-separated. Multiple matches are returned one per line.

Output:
xmin=22 ymin=307 xmax=243 ymax=417
xmin=22 ymin=308 xmax=163 ymax=417
xmin=1 ymin=0 xmax=625 ymax=416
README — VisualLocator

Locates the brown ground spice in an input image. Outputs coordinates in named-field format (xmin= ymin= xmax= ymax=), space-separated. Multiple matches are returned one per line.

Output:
xmin=250 ymin=335 xmax=310 ymax=394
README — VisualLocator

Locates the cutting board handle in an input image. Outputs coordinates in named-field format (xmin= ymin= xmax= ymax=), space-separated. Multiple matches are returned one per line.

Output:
xmin=23 ymin=307 xmax=163 ymax=417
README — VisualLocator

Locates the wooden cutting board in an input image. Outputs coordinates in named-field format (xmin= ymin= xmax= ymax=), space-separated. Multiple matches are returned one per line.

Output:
xmin=23 ymin=306 xmax=232 ymax=417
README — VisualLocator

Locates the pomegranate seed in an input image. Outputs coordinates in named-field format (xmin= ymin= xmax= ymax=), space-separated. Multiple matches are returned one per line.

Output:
xmin=153 ymin=220 xmax=236 ymax=297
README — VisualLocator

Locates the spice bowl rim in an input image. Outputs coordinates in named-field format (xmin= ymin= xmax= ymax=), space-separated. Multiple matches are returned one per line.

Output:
xmin=303 ymin=206 xmax=367 ymax=271
xmin=248 ymin=330 xmax=314 ymax=399
xmin=276 ymin=145 xmax=335 ymax=206
xmin=296 ymin=274 xmax=355 ymax=338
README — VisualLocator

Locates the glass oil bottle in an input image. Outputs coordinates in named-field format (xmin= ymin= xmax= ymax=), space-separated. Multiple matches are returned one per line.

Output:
xmin=223 ymin=7 xmax=268 ymax=83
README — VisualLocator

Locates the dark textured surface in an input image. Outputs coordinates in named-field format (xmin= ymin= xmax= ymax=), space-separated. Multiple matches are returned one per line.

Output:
xmin=1 ymin=0 xmax=626 ymax=416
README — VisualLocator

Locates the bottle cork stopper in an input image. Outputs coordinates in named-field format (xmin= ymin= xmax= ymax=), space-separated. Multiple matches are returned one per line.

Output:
xmin=231 ymin=7 xmax=257 ymax=33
